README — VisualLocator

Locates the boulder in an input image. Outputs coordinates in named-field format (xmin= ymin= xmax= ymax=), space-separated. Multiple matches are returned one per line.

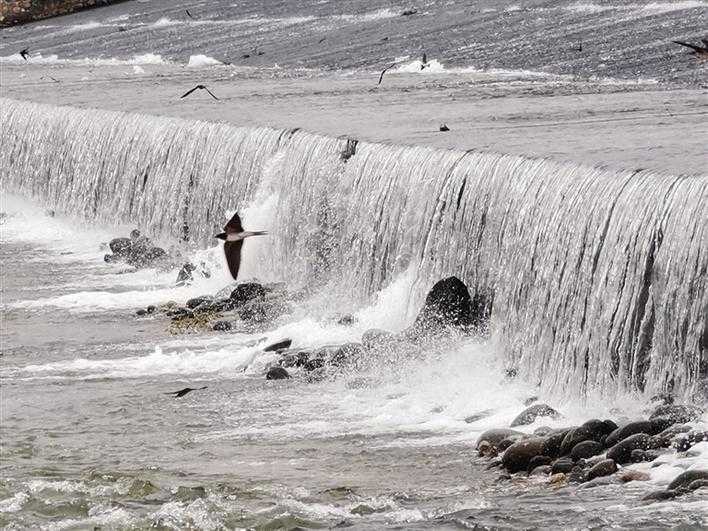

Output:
xmin=673 ymin=430 xmax=708 ymax=451
xmin=476 ymin=429 xmax=523 ymax=449
xmin=109 ymin=237 xmax=132 ymax=256
xmin=688 ymin=479 xmax=708 ymax=491
xmin=586 ymin=459 xmax=617 ymax=481
xmin=264 ymin=339 xmax=292 ymax=352
xmin=230 ymin=283 xmax=266 ymax=305
xmin=510 ymin=404 xmax=560 ymax=427
xmin=526 ymin=455 xmax=552 ymax=473
xmin=529 ymin=465 xmax=552 ymax=476
xmin=667 ymin=470 xmax=708 ymax=491
xmin=543 ymin=428 xmax=573 ymax=458
xmin=502 ymin=437 xmax=547 ymax=473
xmin=570 ymin=440 xmax=604 ymax=461
xmin=606 ymin=433 xmax=659 ymax=464
xmin=551 ymin=458 xmax=575 ymax=474
xmin=186 ymin=295 xmax=214 ymax=309
xmin=559 ymin=420 xmax=613 ymax=455
xmin=641 ymin=490 xmax=678 ymax=502
xmin=605 ymin=419 xmax=667 ymax=448
xmin=406 ymin=277 xmax=489 ymax=338
xmin=266 ymin=366 xmax=291 ymax=380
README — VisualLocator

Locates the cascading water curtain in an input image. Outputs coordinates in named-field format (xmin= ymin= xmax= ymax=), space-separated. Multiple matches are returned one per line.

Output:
xmin=1 ymin=97 xmax=706 ymax=399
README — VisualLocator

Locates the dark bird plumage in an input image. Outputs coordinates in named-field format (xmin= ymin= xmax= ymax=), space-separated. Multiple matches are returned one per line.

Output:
xmin=421 ymin=52 xmax=428 ymax=70
xmin=19 ymin=48 xmax=29 ymax=60
xmin=673 ymin=40 xmax=708 ymax=56
xmin=185 ymin=9 xmax=195 ymax=19
xmin=378 ymin=62 xmax=396 ymax=84
xmin=439 ymin=124 xmax=450 ymax=132
xmin=215 ymin=212 xmax=267 ymax=280
xmin=180 ymin=85 xmax=219 ymax=100
xmin=165 ymin=386 xmax=207 ymax=398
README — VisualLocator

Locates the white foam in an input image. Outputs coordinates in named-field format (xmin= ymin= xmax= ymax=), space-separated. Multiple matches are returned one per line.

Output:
xmin=0 ymin=52 xmax=167 ymax=65
xmin=0 ymin=492 xmax=29 ymax=513
xmin=334 ymin=8 xmax=398 ymax=23
xmin=187 ymin=54 xmax=223 ymax=67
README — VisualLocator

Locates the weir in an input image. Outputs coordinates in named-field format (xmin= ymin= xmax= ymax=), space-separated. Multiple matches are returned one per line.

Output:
xmin=1 ymin=97 xmax=706 ymax=399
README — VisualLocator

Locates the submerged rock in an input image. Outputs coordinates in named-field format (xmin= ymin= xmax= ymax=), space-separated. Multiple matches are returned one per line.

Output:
xmin=510 ymin=404 xmax=560 ymax=427
xmin=266 ymin=366 xmax=291 ymax=380
xmin=502 ymin=437 xmax=547 ymax=473
xmin=607 ymin=433 xmax=659 ymax=464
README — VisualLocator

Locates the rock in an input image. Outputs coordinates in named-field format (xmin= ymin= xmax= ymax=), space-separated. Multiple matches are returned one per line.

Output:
xmin=524 ymin=396 xmax=539 ymax=406
xmin=230 ymin=283 xmax=266 ymax=305
xmin=510 ymin=404 xmax=560 ymax=427
xmin=607 ymin=433 xmax=659 ymax=464
xmin=560 ymin=419 xmax=617 ymax=456
xmin=551 ymin=458 xmax=575 ymax=474
xmin=543 ymin=428 xmax=573 ymax=458
xmin=212 ymin=320 xmax=232 ymax=331
xmin=605 ymin=420 xmax=667 ymax=448
xmin=567 ymin=466 xmax=588 ymax=484
xmin=146 ymin=305 xmax=156 ymax=314
xmin=104 ymin=253 xmax=119 ymax=263
xmin=135 ymin=309 xmax=147 ymax=316
xmin=649 ymin=404 xmax=703 ymax=424
xmin=642 ymin=490 xmax=678 ymax=502
xmin=529 ymin=465 xmax=552 ymax=476
xmin=176 ymin=263 xmax=197 ymax=285
xmin=477 ymin=441 xmax=498 ymax=458
xmin=361 ymin=328 xmax=396 ymax=349
xmin=688 ymin=479 xmax=708 ymax=491
xmin=586 ymin=459 xmax=617 ymax=481
xmin=548 ymin=473 xmax=566 ymax=485
xmin=667 ymin=470 xmax=708 ymax=491
xmin=498 ymin=437 xmax=521 ymax=451
xmin=476 ymin=429 xmax=523 ymax=449
xmin=407 ymin=276 xmax=489 ymax=338
xmin=502 ymin=437 xmax=547 ymax=473
xmin=618 ymin=470 xmax=650 ymax=482
xmin=401 ymin=8 xmax=418 ymax=16
xmin=238 ymin=297 xmax=289 ymax=323
xmin=630 ymin=449 xmax=646 ymax=463
xmin=312 ymin=343 xmax=365 ymax=368
xmin=571 ymin=440 xmax=604 ymax=460
xmin=264 ymin=339 xmax=292 ymax=352
xmin=109 ymin=237 xmax=132 ymax=256
xmin=265 ymin=366 xmax=291 ymax=380
xmin=186 ymin=295 xmax=213 ymax=309
xmin=464 ymin=409 xmax=495 ymax=424
xmin=303 ymin=358 xmax=325 ymax=372
xmin=674 ymin=430 xmax=708 ymax=451
xmin=534 ymin=426 xmax=553 ymax=437
xmin=526 ymin=455 xmax=552 ymax=473
xmin=279 ymin=350 xmax=311 ymax=368
xmin=337 ymin=314 xmax=356 ymax=326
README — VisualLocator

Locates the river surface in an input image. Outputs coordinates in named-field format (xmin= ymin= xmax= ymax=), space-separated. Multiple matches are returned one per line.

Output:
xmin=1 ymin=195 xmax=707 ymax=529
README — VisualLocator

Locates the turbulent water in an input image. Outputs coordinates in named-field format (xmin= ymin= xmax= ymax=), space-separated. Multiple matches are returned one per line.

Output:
xmin=1 ymin=0 xmax=708 ymax=529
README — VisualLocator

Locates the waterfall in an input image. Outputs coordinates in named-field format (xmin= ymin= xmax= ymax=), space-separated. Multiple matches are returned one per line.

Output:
xmin=1 ymin=97 xmax=706 ymax=399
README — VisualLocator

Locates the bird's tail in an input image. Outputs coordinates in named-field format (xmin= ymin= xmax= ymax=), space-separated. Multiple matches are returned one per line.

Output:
xmin=673 ymin=41 xmax=702 ymax=52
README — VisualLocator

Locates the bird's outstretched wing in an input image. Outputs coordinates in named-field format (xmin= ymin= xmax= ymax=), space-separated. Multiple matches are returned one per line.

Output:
xmin=422 ymin=52 xmax=427 ymax=64
xmin=673 ymin=40 xmax=703 ymax=52
xmin=224 ymin=212 xmax=244 ymax=232
xmin=203 ymin=86 xmax=220 ymax=100
xmin=185 ymin=9 xmax=194 ymax=19
xmin=378 ymin=63 xmax=396 ymax=85
xmin=224 ymin=240 xmax=244 ymax=280
xmin=181 ymin=86 xmax=200 ymax=98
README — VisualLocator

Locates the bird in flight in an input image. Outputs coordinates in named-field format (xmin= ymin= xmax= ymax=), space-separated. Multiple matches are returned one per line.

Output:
xmin=378 ymin=62 xmax=397 ymax=84
xmin=165 ymin=386 xmax=207 ymax=398
xmin=421 ymin=52 xmax=429 ymax=70
xmin=19 ymin=48 xmax=29 ymax=60
xmin=215 ymin=212 xmax=267 ymax=280
xmin=185 ymin=9 xmax=195 ymax=19
xmin=180 ymin=85 xmax=220 ymax=100
xmin=673 ymin=39 xmax=708 ymax=57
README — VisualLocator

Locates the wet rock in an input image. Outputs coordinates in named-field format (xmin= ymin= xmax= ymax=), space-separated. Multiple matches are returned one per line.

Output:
xmin=667 ymin=470 xmax=708 ymax=491
xmin=476 ymin=429 xmax=523 ymax=449
xmin=337 ymin=314 xmax=356 ymax=326
xmin=630 ymin=449 xmax=646 ymax=463
xmin=586 ymin=459 xmax=617 ymax=481
xmin=649 ymin=404 xmax=703 ymax=424
xmin=312 ymin=343 xmax=365 ymax=369
xmin=606 ymin=433 xmax=659 ymax=464
xmin=176 ymin=262 xmax=197 ymax=285
xmin=303 ymin=358 xmax=325 ymax=372
xmin=571 ymin=440 xmax=604 ymax=461
xmin=109 ymin=237 xmax=132 ymax=256
xmin=170 ymin=308 xmax=194 ymax=320
xmin=264 ymin=339 xmax=292 ymax=352
xmin=688 ymin=479 xmax=708 ymax=491
xmin=104 ymin=253 xmax=119 ymax=263
xmin=551 ymin=458 xmax=575 ymax=474
xmin=567 ymin=465 xmax=588 ymax=484
xmin=502 ymin=437 xmax=547 ymax=473
xmin=212 ymin=320 xmax=232 ymax=331
xmin=560 ymin=419 xmax=617 ymax=456
xmin=406 ymin=276 xmax=489 ymax=338
xmin=529 ymin=465 xmax=552 ymax=476
xmin=605 ymin=420 xmax=666 ymax=448
xmin=401 ymin=8 xmax=418 ymax=16
xmin=230 ymin=282 xmax=266 ymax=305
xmin=266 ymin=366 xmax=291 ymax=380
xmin=642 ymin=489 xmax=678 ymax=502
xmin=510 ymin=404 xmax=560 ymax=427
xmin=548 ymin=472 xmax=566 ymax=485
xmin=526 ymin=455 xmax=552 ymax=473
xmin=543 ymin=428 xmax=573 ymax=458
xmin=619 ymin=470 xmax=650 ymax=482
xmin=279 ymin=350 xmax=312 ymax=369
xmin=477 ymin=441 xmax=498 ymax=458
xmin=361 ymin=328 xmax=396 ymax=349
xmin=146 ymin=305 xmax=156 ymax=314
xmin=186 ymin=295 xmax=213 ymax=309
xmin=524 ymin=396 xmax=539 ymax=406
xmin=135 ymin=309 xmax=147 ymax=316
xmin=464 ymin=409 xmax=495 ymax=424
xmin=534 ymin=426 xmax=553 ymax=437
xmin=674 ymin=430 xmax=708 ymax=451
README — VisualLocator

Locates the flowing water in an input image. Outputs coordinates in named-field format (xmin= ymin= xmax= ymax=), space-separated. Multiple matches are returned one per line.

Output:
xmin=1 ymin=0 xmax=707 ymax=529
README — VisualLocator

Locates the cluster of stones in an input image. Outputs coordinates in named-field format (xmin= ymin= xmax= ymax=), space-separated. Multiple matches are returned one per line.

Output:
xmin=0 ymin=0 xmax=121 ymax=27
xmin=104 ymin=230 xmax=168 ymax=269
xmin=476 ymin=401 xmax=707 ymax=501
